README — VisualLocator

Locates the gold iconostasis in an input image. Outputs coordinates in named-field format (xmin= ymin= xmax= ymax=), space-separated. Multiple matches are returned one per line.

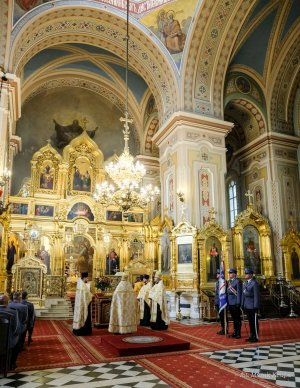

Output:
xmin=0 ymin=132 xmax=300 ymax=295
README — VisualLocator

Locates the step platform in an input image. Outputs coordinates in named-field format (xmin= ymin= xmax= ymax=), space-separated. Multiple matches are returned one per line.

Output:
xmin=101 ymin=331 xmax=190 ymax=356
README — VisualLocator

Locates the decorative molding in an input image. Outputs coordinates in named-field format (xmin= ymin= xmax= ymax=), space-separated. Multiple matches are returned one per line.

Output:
xmin=10 ymin=5 xmax=178 ymax=123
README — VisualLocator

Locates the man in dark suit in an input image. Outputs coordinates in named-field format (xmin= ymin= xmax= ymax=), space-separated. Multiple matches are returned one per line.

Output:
xmin=21 ymin=291 xmax=35 ymax=346
xmin=9 ymin=292 xmax=28 ymax=351
xmin=227 ymin=268 xmax=242 ymax=338
xmin=242 ymin=268 xmax=260 ymax=342
xmin=0 ymin=294 xmax=21 ymax=370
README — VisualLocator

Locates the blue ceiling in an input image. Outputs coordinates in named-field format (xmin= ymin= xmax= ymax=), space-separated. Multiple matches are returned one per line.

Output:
xmin=23 ymin=44 xmax=149 ymax=104
xmin=230 ymin=0 xmax=300 ymax=76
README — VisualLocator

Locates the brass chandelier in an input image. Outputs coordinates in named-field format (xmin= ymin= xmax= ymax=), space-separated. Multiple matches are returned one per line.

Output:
xmin=94 ymin=0 xmax=159 ymax=213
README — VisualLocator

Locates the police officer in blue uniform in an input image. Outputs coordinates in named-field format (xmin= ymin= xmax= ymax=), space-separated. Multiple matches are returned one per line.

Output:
xmin=227 ymin=268 xmax=242 ymax=338
xmin=215 ymin=269 xmax=228 ymax=334
xmin=242 ymin=268 xmax=260 ymax=342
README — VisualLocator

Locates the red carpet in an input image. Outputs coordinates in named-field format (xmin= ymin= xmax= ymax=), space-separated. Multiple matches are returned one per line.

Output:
xmin=16 ymin=318 xmax=298 ymax=387
xmin=101 ymin=332 xmax=190 ymax=356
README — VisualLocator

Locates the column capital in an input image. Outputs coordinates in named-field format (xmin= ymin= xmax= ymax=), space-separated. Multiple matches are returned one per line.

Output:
xmin=152 ymin=110 xmax=233 ymax=148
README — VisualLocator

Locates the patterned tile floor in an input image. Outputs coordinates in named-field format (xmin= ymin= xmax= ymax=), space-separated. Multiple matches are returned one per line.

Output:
xmin=0 ymin=361 xmax=169 ymax=387
xmin=202 ymin=342 xmax=300 ymax=387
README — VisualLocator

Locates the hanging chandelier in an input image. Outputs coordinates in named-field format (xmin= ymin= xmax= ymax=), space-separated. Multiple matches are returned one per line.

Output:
xmin=94 ymin=0 xmax=159 ymax=213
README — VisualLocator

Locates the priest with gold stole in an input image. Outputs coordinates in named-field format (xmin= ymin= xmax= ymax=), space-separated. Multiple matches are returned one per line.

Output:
xmin=137 ymin=274 xmax=152 ymax=326
xmin=73 ymin=272 xmax=93 ymax=336
xmin=108 ymin=273 xmax=137 ymax=334
xmin=149 ymin=271 xmax=170 ymax=330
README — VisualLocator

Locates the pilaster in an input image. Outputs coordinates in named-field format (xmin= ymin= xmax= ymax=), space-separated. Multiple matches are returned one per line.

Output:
xmin=153 ymin=111 xmax=233 ymax=228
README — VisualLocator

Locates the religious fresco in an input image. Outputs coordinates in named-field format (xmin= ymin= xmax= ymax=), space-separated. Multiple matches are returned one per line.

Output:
xmin=14 ymin=0 xmax=180 ymax=23
xmin=53 ymin=119 xmax=98 ymax=149
xmin=12 ymin=88 xmax=133 ymax=195
xmin=205 ymin=236 xmax=221 ymax=282
xmin=254 ymin=186 xmax=263 ymax=214
xmin=199 ymin=169 xmax=211 ymax=225
xmin=67 ymin=202 xmax=94 ymax=221
xmin=72 ymin=157 xmax=92 ymax=192
xmin=65 ymin=236 xmax=94 ymax=277
xmin=11 ymin=203 xmax=28 ymax=215
xmin=127 ymin=212 xmax=143 ymax=222
xmin=40 ymin=164 xmax=54 ymax=190
xmin=106 ymin=210 xmax=122 ymax=222
xmin=13 ymin=0 xmax=197 ymax=68
xmin=243 ymin=225 xmax=261 ymax=274
xmin=36 ymin=236 xmax=51 ymax=274
xmin=35 ymin=205 xmax=54 ymax=217
xmin=141 ymin=0 xmax=197 ymax=67
xmin=178 ymin=243 xmax=192 ymax=264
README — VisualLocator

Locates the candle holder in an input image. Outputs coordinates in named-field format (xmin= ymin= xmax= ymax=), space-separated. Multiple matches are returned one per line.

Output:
xmin=287 ymin=284 xmax=298 ymax=318
xmin=277 ymin=273 xmax=288 ymax=309
xmin=176 ymin=291 xmax=183 ymax=321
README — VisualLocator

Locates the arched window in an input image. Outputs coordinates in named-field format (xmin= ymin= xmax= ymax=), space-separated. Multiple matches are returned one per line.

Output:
xmin=228 ymin=180 xmax=238 ymax=227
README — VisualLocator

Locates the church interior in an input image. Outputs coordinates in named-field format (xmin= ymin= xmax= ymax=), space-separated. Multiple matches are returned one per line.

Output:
xmin=0 ymin=0 xmax=300 ymax=386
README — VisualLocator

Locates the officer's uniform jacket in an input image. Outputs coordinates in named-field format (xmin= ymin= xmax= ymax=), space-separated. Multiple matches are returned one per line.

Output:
xmin=227 ymin=278 xmax=242 ymax=306
xmin=242 ymin=278 xmax=260 ymax=310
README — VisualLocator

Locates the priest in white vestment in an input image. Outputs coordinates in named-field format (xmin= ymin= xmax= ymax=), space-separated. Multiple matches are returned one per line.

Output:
xmin=137 ymin=274 xmax=152 ymax=326
xmin=108 ymin=273 xmax=137 ymax=334
xmin=149 ymin=271 xmax=170 ymax=330
xmin=73 ymin=272 xmax=93 ymax=336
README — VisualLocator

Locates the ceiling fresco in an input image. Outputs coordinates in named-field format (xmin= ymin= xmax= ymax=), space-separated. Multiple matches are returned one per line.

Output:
xmin=14 ymin=0 xmax=176 ymax=16
xmin=14 ymin=0 xmax=198 ymax=69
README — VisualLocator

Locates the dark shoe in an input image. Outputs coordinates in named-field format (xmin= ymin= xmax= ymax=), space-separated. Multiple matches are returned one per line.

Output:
xmin=217 ymin=330 xmax=225 ymax=335
xmin=229 ymin=333 xmax=236 ymax=338
xmin=235 ymin=334 xmax=241 ymax=339
xmin=249 ymin=338 xmax=258 ymax=343
xmin=246 ymin=337 xmax=253 ymax=342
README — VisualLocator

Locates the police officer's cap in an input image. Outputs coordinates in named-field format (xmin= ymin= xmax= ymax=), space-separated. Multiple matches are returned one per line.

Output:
xmin=244 ymin=268 xmax=254 ymax=274
xmin=228 ymin=268 xmax=237 ymax=274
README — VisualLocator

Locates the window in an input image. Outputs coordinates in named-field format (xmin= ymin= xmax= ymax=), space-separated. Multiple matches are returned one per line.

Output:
xmin=228 ymin=180 xmax=238 ymax=227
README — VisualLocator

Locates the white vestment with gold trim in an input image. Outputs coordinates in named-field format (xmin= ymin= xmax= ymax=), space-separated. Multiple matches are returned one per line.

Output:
xmin=73 ymin=278 xmax=93 ymax=330
xmin=149 ymin=280 xmax=170 ymax=324
xmin=137 ymin=281 xmax=152 ymax=320
xmin=109 ymin=279 xmax=137 ymax=334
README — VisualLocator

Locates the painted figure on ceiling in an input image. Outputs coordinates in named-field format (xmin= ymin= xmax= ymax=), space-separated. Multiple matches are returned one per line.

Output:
xmin=16 ymin=0 xmax=39 ymax=11
xmin=164 ymin=11 xmax=186 ymax=54
xmin=52 ymin=119 xmax=98 ymax=148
